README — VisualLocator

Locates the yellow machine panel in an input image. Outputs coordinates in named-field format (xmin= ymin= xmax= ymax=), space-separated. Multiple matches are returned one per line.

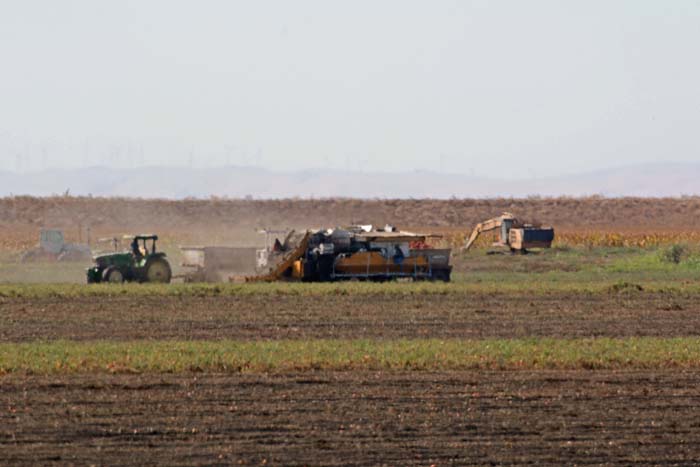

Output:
xmin=334 ymin=251 xmax=430 ymax=275
xmin=292 ymin=259 xmax=304 ymax=279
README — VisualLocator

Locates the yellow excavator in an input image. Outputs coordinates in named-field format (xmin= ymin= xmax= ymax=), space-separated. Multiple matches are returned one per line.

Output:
xmin=463 ymin=212 xmax=554 ymax=253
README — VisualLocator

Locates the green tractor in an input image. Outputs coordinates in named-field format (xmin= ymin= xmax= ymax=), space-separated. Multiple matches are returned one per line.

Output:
xmin=86 ymin=234 xmax=172 ymax=284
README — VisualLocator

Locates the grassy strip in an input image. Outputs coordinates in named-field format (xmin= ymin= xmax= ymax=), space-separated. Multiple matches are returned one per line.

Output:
xmin=0 ymin=280 xmax=699 ymax=299
xmin=3 ymin=338 xmax=700 ymax=375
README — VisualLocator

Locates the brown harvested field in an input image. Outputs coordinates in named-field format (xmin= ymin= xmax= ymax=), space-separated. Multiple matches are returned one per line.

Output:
xmin=5 ymin=196 xmax=700 ymax=465
xmin=2 ymin=292 xmax=700 ymax=342
xmin=4 ymin=196 xmax=700 ymax=251
xmin=3 ymin=371 xmax=700 ymax=466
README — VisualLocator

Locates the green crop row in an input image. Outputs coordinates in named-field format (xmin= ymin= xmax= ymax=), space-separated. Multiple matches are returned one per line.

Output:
xmin=3 ymin=338 xmax=700 ymax=375
xmin=2 ymin=279 xmax=700 ymax=298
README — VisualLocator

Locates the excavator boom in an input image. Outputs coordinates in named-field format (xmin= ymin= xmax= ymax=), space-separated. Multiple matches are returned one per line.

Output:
xmin=463 ymin=212 xmax=516 ymax=251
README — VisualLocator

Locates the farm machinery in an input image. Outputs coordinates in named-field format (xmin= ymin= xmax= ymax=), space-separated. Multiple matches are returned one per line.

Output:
xmin=180 ymin=246 xmax=258 ymax=282
xmin=86 ymin=234 xmax=172 ymax=284
xmin=21 ymin=229 xmax=92 ymax=262
xmin=246 ymin=226 xmax=451 ymax=282
xmin=463 ymin=212 xmax=554 ymax=253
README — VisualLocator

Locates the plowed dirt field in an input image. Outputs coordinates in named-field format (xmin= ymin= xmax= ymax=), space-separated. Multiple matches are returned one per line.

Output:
xmin=3 ymin=371 xmax=700 ymax=466
xmin=1 ymin=292 xmax=699 ymax=342
xmin=2 ymin=291 xmax=700 ymax=465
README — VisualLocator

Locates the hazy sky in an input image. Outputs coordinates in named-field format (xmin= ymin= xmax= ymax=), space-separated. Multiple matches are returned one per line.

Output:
xmin=1 ymin=1 xmax=699 ymax=178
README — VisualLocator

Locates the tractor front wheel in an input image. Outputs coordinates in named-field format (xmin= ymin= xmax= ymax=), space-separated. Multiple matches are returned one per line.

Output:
xmin=144 ymin=257 xmax=172 ymax=283
xmin=102 ymin=267 xmax=124 ymax=283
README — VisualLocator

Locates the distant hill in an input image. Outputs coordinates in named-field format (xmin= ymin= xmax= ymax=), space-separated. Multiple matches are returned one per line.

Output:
xmin=0 ymin=162 xmax=697 ymax=198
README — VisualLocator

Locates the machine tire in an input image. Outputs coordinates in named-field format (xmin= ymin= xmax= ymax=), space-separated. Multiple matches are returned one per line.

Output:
xmin=102 ymin=267 xmax=124 ymax=283
xmin=432 ymin=269 xmax=451 ymax=282
xmin=144 ymin=257 xmax=172 ymax=283
xmin=316 ymin=256 xmax=334 ymax=282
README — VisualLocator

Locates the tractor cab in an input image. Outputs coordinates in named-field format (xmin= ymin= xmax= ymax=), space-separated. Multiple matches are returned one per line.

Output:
xmin=130 ymin=234 xmax=159 ymax=259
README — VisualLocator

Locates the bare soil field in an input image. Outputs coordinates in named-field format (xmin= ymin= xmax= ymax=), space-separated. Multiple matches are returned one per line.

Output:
xmin=3 ymin=371 xmax=700 ymax=466
xmin=4 ymin=196 xmax=700 ymax=465
xmin=3 ymin=196 xmax=700 ymax=251
xmin=2 ymin=292 xmax=699 ymax=342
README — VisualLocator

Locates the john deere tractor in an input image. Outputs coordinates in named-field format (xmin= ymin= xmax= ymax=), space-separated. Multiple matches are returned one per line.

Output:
xmin=86 ymin=234 xmax=172 ymax=284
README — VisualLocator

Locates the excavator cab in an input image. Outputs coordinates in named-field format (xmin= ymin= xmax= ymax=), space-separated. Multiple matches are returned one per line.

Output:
xmin=500 ymin=218 xmax=514 ymax=244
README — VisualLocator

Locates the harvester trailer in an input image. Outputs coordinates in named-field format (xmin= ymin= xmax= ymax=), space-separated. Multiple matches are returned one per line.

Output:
xmin=246 ymin=227 xmax=451 ymax=282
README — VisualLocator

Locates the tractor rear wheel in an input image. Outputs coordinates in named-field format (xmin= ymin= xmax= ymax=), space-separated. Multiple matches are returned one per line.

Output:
xmin=102 ymin=267 xmax=124 ymax=283
xmin=144 ymin=257 xmax=172 ymax=283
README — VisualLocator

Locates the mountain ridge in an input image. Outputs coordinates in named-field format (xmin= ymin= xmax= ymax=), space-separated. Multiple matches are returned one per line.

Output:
xmin=0 ymin=162 xmax=696 ymax=199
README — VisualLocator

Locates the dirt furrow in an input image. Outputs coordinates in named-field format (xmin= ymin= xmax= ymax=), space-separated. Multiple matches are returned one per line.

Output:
xmin=1 ymin=293 xmax=700 ymax=341
xmin=2 ymin=371 xmax=700 ymax=466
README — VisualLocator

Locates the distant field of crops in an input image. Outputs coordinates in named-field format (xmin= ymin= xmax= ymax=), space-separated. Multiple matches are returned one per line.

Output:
xmin=441 ymin=229 xmax=700 ymax=249
xmin=556 ymin=231 xmax=700 ymax=248
xmin=4 ymin=195 xmax=700 ymax=253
